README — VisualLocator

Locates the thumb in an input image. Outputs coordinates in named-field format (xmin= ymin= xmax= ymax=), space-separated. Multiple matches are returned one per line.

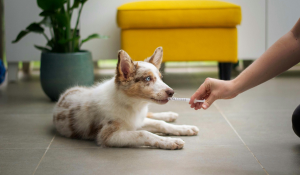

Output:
xmin=202 ymin=94 xmax=216 ymax=110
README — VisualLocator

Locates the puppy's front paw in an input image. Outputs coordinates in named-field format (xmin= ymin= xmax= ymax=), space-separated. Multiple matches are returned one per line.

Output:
xmin=158 ymin=112 xmax=179 ymax=122
xmin=158 ymin=137 xmax=184 ymax=150
xmin=186 ymin=125 xmax=199 ymax=135
xmin=171 ymin=125 xmax=199 ymax=136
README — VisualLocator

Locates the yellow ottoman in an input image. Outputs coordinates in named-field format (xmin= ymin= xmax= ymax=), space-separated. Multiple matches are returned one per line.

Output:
xmin=117 ymin=1 xmax=242 ymax=80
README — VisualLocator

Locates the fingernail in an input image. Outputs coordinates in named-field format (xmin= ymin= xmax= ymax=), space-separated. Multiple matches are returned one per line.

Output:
xmin=202 ymin=104 xmax=207 ymax=109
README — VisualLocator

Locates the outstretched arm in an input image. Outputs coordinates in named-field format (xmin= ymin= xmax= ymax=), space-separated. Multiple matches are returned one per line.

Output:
xmin=190 ymin=18 xmax=300 ymax=110
xmin=233 ymin=18 xmax=300 ymax=94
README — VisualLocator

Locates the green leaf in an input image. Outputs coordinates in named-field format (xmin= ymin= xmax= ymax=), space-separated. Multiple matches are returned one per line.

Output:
xmin=81 ymin=34 xmax=108 ymax=44
xmin=46 ymin=39 xmax=54 ymax=47
xmin=39 ymin=10 xmax=55 ymax=17
xmin=54 ymin=13 xmax=68 ymax=27
xmin=40 ymin=17 xmax=52 ymax=27
xmin=37 ymin=0 xmax=66 ymax=11
xmin=60 ymin=5 xmax=66 ymax=14
xmin=72 ymin=0 xmax=80 ymax=9
xmin=26 ymin=23 xmax=44 ymax=33
xmin=34 ymin=45 xmax=51 ymax=52
xmin=12 ymin=30 xmax=30 ymax=43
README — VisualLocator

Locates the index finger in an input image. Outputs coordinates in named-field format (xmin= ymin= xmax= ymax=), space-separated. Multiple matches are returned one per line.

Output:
xmin=189 ymin=83 xmax=207 ymax=104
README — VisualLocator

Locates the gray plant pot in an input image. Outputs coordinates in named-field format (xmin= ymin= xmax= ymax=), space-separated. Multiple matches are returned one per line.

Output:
xmin=40 ymin=51 xmax=94 ymax=101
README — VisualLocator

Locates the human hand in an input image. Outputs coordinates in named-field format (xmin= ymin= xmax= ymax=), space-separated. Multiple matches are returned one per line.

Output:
xmin=189 ymin=78 xmax=238 ymax=110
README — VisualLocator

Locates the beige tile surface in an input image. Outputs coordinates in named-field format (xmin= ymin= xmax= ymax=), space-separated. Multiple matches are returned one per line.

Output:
xmin=1 ymin=70 xmax=300 ymax=175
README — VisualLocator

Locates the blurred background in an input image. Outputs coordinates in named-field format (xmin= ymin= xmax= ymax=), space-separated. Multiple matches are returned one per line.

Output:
xmin=2 ymin=0 xmax=300 ymax=81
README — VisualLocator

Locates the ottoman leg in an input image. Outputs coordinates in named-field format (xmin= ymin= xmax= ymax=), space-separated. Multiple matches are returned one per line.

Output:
xmin=160 ymin=62 xmax=166 ymax=81
xmin=218 ymin=62 xmax=232 ymax=80
xmin=160 ymin=62 xmax=166 ymax=74
xmin=22 ymin=62 xmax=31 ymax=75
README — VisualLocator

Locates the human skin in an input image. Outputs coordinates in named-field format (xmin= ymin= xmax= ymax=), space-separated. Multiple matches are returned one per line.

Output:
xmin=190 ymin=18 xmax=300 ymax=110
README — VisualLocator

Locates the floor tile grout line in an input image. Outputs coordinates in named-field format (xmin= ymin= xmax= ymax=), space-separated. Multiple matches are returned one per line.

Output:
xmin=214 ymin=102 xmax=269 ymax=175
xmin=32 ymin=135 xmax=56 ymax=175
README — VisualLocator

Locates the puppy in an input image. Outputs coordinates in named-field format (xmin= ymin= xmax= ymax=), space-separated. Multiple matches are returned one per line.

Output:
xmin=53 ymin=47 xmax=199 ymax=150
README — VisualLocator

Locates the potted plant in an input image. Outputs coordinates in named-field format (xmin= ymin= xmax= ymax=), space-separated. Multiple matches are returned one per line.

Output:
xmin=12 ymin=0 xmax=107 ymax=101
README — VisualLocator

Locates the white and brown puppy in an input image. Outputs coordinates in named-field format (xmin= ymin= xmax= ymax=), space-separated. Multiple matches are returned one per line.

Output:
xmin=53 ymin=47 xmax=199 ymax=150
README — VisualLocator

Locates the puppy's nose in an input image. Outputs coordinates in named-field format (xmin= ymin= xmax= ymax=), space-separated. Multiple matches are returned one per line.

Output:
xmin=165 ymin=89 xmax=174 ymax=97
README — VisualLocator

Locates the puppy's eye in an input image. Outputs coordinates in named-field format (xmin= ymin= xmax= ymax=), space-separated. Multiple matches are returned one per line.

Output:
xmin=145 ymin=76 xmax=151 ymax=82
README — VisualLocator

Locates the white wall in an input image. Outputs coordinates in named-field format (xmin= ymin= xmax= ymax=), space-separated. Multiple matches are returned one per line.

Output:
xmin=267 ymin=0 xmax=300 ymax=48
xmin=4 ymin=0 xmax=296 ymax=62
xmin=226 ymin=0 xmax=266 ymax=60
xmin=80 ymin=0 xmax=149 ymax=61
xmin=5 ymin=0 xmax=46 ymax=62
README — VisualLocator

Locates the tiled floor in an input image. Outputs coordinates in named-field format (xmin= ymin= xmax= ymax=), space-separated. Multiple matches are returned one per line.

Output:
xmin=1 ymin=68 xmax=300 ymax=175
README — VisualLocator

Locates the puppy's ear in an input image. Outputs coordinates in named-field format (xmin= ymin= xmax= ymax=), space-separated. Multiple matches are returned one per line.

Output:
xmin=117 ymin=50 xmax=135 ymax=80
xmin=145 ymin=47 xmax=163 ymax=69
